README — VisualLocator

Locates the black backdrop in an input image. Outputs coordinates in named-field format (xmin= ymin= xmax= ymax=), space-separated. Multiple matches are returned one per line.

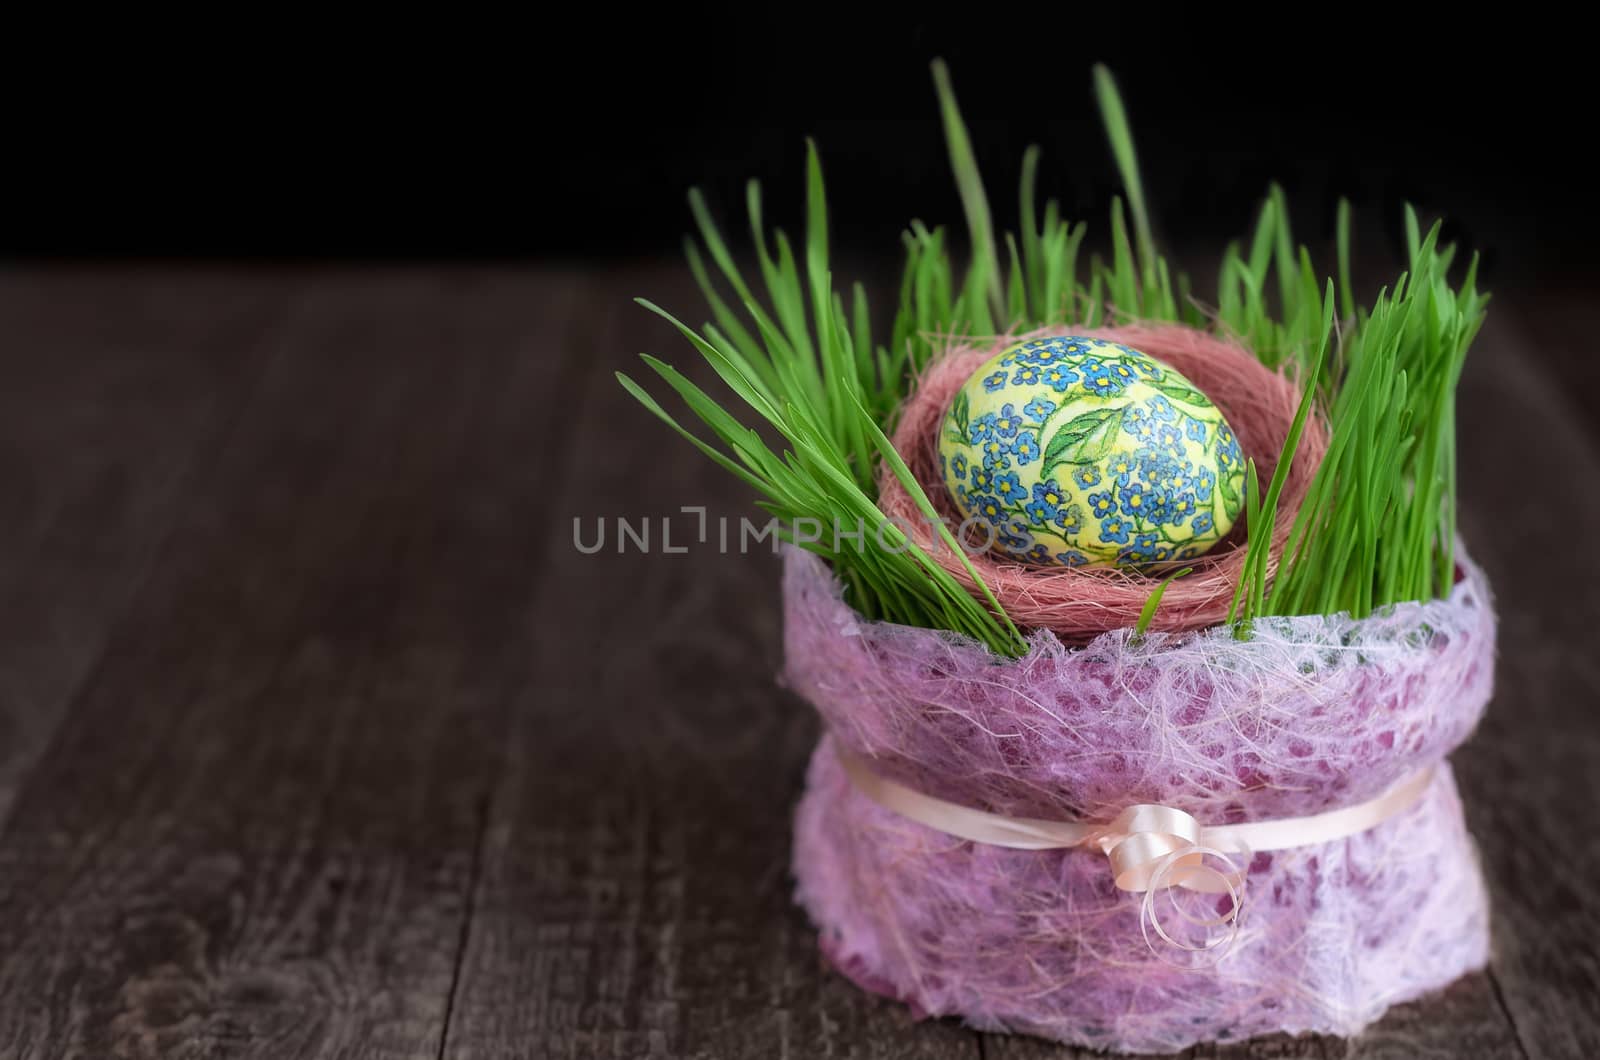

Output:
xmin=7 ymin=19 xmax=1590 ymax=290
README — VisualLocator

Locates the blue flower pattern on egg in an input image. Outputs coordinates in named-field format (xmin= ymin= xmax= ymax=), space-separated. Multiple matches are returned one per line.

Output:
xmin=938 ymin=335 xmax=1247 ymax=568
xmin=994 ymin=471 xmax=1027 ymax=504
xmin=1022 ymin=396 xmax=1055 ymax=423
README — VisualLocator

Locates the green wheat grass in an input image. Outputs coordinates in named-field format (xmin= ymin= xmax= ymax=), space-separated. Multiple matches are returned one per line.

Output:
xmin=619 ymin=60 xmax=1486 ymax=656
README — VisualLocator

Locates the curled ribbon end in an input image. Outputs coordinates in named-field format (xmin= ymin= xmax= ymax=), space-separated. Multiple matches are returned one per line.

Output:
xmin=1096 ymin=804 xmax=1247 ymax=961
xmin=1137 ymin=845 xmax=1247 ymax=964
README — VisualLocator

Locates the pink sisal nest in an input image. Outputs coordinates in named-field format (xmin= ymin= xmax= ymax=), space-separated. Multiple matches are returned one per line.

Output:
xmin=878 ymin=323 xmax=1328 ymax=640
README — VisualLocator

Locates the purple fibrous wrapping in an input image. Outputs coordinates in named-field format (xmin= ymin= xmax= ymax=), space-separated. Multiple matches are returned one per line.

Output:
xmin=784 ymin=547 xmax=1496 ymax=1053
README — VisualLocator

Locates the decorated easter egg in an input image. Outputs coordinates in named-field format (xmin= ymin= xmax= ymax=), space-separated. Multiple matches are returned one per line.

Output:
xmin=938 ymin=336 xmax=1245 ymax=568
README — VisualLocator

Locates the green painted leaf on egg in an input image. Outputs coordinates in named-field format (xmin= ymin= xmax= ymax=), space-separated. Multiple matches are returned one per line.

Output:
xmin=950 ymin=388 xmax=970 ymax=437
xmin=1150 ymin=378 xmax=1213 ymax=409
xmin=1042 ymin=406 xmax=1124 ymax=474
xmin=1219 ymin=467 xmax=1243 ymax=512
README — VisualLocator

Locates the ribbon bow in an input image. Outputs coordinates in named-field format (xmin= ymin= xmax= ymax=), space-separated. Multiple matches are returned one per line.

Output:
xmin=1092 ymin=804 xmax=1245 ymax=958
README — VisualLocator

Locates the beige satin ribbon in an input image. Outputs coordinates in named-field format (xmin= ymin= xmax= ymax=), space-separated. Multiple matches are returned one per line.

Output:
xmin=836 ymin=743 xmax=1434 ymax=959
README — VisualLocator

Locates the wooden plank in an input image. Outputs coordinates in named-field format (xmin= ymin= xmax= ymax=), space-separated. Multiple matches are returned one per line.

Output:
xmin=0 ymin=270 xmax=296 ymax=820
xmin=441 ymin=266 xmax=981 ymax=1060
xmin=1444 ymin=307 xmax=1600 ymax=1060
xmin=2 ymin=269 xmax=1590 ymax=1059
xmin=0 ymin=270 xmax=589 ymax=1059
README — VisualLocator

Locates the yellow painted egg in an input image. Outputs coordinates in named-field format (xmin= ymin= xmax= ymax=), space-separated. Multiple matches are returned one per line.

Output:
xmin=938 ymin=335 xmax=1246 ymax=569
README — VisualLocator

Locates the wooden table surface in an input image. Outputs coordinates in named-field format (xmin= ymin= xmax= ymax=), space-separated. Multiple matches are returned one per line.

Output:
xmin=0 ymin=265 xmax=1594 ymax=1059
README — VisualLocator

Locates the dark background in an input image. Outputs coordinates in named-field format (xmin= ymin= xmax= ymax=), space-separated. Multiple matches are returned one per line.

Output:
xmin=7 ymin=20 xmax=1593 ymax=292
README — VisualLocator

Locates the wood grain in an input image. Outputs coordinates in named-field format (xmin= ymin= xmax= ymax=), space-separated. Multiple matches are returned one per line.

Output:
xmin=0 ymin=270 xmax=588 ymax=1058
xmin=0 ymin=270 xmax=298 ymax=820
xmin=1445 ymin=309 xmax=1600 ymax=1060
xmin=440 ymin=266 xmax=980 ymax=1060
